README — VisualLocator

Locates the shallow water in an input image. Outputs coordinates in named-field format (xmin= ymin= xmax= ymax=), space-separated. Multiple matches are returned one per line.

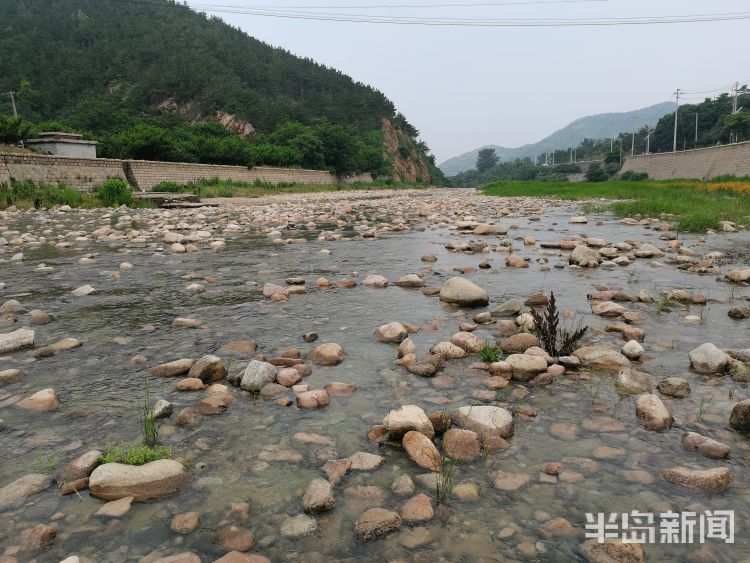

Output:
xmin=1 ymin=189 xmax=750 ymax=561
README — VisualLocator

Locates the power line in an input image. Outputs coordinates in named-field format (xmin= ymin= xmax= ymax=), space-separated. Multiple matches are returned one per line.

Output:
xmin=117 ymin=1 xmax=750 ymax=27
xmin=192 ymin=0 xmax=609 ymax=9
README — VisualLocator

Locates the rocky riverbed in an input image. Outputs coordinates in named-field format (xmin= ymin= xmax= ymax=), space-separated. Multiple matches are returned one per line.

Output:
xmin=1 ymin=187 xmax=749 ymax=562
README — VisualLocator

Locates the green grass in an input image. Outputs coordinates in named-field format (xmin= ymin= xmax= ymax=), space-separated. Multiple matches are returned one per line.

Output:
xmin=478 ymin=343 xmax=503 ymax=363
xmin=0 ymin=179 xmax=147 ymax=210
xmin=482 ymin=179 xmax=750 ymax=232
xmin=152 ymin=177 xmax=425 ymax=199
xmin=99 ymin=444 xmax=172 ymax=466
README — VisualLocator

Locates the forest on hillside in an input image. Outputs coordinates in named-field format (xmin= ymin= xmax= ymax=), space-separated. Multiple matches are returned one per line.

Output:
xmin=0 ymin=0 xmax=443 ymax=181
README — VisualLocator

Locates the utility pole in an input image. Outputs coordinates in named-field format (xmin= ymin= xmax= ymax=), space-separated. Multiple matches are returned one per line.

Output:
xmin=733 ymin=82 xmax=739 ymax=114
xmin=631 ymin=130 xmax=635 ymax=157
xmin=1 ymin=91 xmax=19 ymax=116
xmin=645 ymin=130 xmax=652 ymax=154
xmin=673 ymin=89 xmax=681 ymax=153
xmin=695 ymin=113 xmax=699 ymax=148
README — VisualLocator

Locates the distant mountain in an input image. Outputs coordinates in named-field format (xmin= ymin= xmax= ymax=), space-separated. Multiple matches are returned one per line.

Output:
xmin=439 ymin=102 xmax=676 ymax=176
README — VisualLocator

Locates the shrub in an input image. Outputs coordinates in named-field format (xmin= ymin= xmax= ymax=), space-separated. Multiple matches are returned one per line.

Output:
xmin=478 ymin=343 xmax=503 ymax=363
xmin=604 ymin=162 xmax=622 ymax=177
xmin=530 ymin=292 xmax=589 ymax=356
xmin=621 ymin=171 xmax=648 ymax=181
xmin=584 ymin=163 xmax=608 ymax=183
xmin=94 ymin=178 xmax=133 ymax=207
xmin=152 ymin=180 xmax=187 ymax=193
xmin=99 ymin=444 xmax=172 ymax=466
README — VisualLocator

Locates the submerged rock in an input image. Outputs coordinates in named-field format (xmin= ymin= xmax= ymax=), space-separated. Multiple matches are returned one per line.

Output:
xmin=689 ymin=343 xmax=729 ymax=374
xmin=0 ymin=328 xmax=35 ymax=354
xmin=635 ymin=394 xmax=671 ymax=430
xmin=573 ymin=346 xmax=630 ymax=373
xmin=0 ymin=473 xmax=51 ymax=512
xmin=355 ymin=508 xmax=401 ymax=540
xmin=439 ymin=277 xmax=489 ymax=307
xmin=661 ymin=466 xmax=732 ymax=492
xmin=309 ymin=342 xmax=346 ymax=366
xmin=451 ymin=405 xmax=514 ymax=439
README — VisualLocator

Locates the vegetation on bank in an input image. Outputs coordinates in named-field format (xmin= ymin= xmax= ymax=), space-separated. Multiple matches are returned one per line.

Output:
xmin=99 ymin=444 xmax=172 ymax=466
xmin=152 ymin=178 xmax=426 ymax=199
xmin=0 ymin=178 xmax=139 ymax=210
xmin=482 ymin=178 xmax=750 ymax=232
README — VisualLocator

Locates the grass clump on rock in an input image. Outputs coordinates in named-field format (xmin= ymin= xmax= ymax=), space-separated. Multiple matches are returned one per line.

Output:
xmin=478 ymin=343 xmax=503 ymax=363
xmin=99 ymin=444 xmax=172 ymax=466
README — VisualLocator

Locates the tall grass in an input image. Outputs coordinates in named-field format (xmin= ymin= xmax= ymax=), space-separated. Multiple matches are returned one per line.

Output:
xmin=140 ymin=377 xmax=159 ymax=447
xmin=482 ymin=179 xmax=750 ymax=232
xmin=1 ymin=178 xmax=142 ymax=209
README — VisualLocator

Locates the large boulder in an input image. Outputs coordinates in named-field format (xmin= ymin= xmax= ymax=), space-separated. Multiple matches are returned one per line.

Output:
xmin=239 ymin=361 xmax=277 ymax=392
xmin=383 ymin=405 xmax=434 ymax=439
xmin=0 ymin=473 xmax=51 ymax=512
xmin=451 ymin=405 xmax=514 ymax=439
xmin=500 ymin=333 xmax=539 ymax=354
xmin=580 ymin=539 xmax=646 ymax=563
xmin=661 ymin=466 xmax=732 ymax=492
xmin=439 ymin=277 xmax=489 ymax=307
xmin=402 ymin=431 xmax=440 ymax=471
xmin=374 ymin=322 xmax=408 ymax=344
xmin=430 ymin=341 xmax=466 ymax=359
xmin=689 ymin=343 xmax=729 ymax=374
xmin=0 ymin=328 xmax=35 ymax=354
xmin=17 ymin=388 xmax=59 ymax=412
xmin=635 ymin=394 xmax=671 ymax=431
xmin=309 ymin=343 xmax=346 ymax=366
xmin=729 ymin=399 xmax=750 ymax=430
xmin=573 ymin=346 xmax=630 ymax=373
xmin=187 ymin=355 xmax=226 ymax=384
xmin=450 ymin=332 xmax=484 ymax=353
xmin=569 ymin=246 xmax=600 ymax=267
xmin=505 ymin=354 xmax=547 ymax=381
xmin=89 ymin=460 xmax=191 ymax=501
xmin=148 ymin=359 xmax=195 ymax=377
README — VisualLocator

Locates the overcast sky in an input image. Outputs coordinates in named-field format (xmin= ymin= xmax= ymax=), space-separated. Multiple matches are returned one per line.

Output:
xmin=186 ymin=0 xmax=749 ymax=162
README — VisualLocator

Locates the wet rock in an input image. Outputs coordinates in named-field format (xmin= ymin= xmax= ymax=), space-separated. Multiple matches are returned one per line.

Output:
xmin=492 ymin=470 xmax=531 ymax=491
xmin=0 ymin=473 xmax=51 ymax=511
xmin=187 ymin=355 xmax=226 ymax=383
xmin=309 ymin=342 xmax=346 ymax=366
xmin=421 ymin=254 xmax=437 ymax=262
xmin=355 ymin=508 xmax=401 ymax=540
xmin=492 ymin=299 xmax=524 ymax=318
xmin=0 ymin=328 xmax=35 ymax=354
xmin=729 ymin=399 xmax=750 ymax=430
xmin=323 ymin=458 xmax=352 ymax=486
xmin=175 ymin=378 xmax=205 ymax=391
xmin=198 ymin=395 xmax=230 ymax=415
xmin=398 ymin=337 xmax=415 ymax=358
xmin=0 ymin=368 xmax=24 ymax=385
xmin=239 ymin=360 xmax=277 ymax=392
xmin=401 ymin=493 xmax=434 ymax=522
xmin=281 ymin=514 xmax=318 ymax=538
xmin=148 ymin=359 xmax=195 ymax=377
xmin=728 ymin=306 xmax=750 ymax=319
xmin=391 ymin=475 xmax=415 ymax=497
xmin=592 ymin=301 xmax=627 ymax=317
xmin=451 ymin=331 xmax=485 ymax=353
xmin=451 ymin=405 xmax=514 ymax=439
xmin=682 ymin=432 xmax=730 ymax=459
xmin=428 ymin=410 xmax=452 ymax=435
xmin=383 ymin=404 xmax=434 ymax=439
xmin=621 ymin=340 xmax=644 ymax=360
xmin=59 ymin=450 xmax=102 ymax=483
xmin=505 ymin=254 xmax=528 ymax=268
xmin=689 ymin=343 xmax=729 ymax=374
xmin=72 ymin=284 xmax=96 ymax=296
xmin=506 ymin=354 xmax=547 ymax=382
xmin=570 ymin=245 xmax=600 ymax=267
xmin=96 ymin=495 xmax=133 ymax=518
xmin=726 ymin=268 xmax=750 ymax=283
xmin=362 ymin=274 xmax=389 ymax=288
xmin=406 ymin=362 xmax=437 ymax=377
xmin=614 ymin=368 xmax=652 ymax=396
xmin=728 ymin=359 xmax=750 ymax=382
xmin=439 ymin=277 xmax=489 ymax=307
xmin=657 ymin=377 xmax=691 ymax=398
xmin=635 ymin=394 xmax=672 ymax=430
xmin=500 ymin=333 xmax=539 ymax=353
xmin=303 ymin=332 xmax=319 ymax=343
xmin=374 ymin=322 xmax=408 ymax=343
xmin=402 ymin=431 xmax=440 ymax=471
xmin=580 ymin=539 xmax=646 ymax=563
xmin=349 ymin=451 xmax=385 ymax=471
xmin=474 ymin=223 xmax=508 ymax=235
xmin=296 ymin=389 xmax=330 ymax=408
xmin=275 ymin=368 xmax=302 ymax=387
xmin=573 ymin=346 xmax=630 ymax=373
xmin=443 ymin=428 xmax=481 ymax=461
xmin=213 ymin=525 xmax=255 ymax=552
xmin=171 ymin=512 xmax=201 ymax=534
xmin=17 ymin=388 xmax=59 ymax=412
xmin=303 ymin=478 xmax=335 ymax=512
xmin=661 ymin=466 xmax=732 ymax=492
xmin=33 ymin=337 xmax=81 ymax=358
xmin=397 ymin=274 xmax=424 ymax=288
xmin=13 ymin=523 xmax=57 ymax=555
xmin=89 ymin=459 xmax=191 ymax=501
xmin=176 ymin=407 xmax=200 ymax=427
xmin=172 ymin=317 xmax=201 ymax=328
xmin=431 ymin=341 xmax=466 ymax=359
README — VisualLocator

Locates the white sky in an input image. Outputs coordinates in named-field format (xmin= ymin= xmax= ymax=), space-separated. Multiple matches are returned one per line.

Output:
xmin=185 ymin=0 xmax=750 ymax=161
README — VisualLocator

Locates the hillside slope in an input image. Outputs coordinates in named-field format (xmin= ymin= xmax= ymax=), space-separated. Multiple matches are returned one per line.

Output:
xmin=0 ymin=0 xmax=444 ymax=182
xmin=440 ymin=101 xmax=675 ymax=175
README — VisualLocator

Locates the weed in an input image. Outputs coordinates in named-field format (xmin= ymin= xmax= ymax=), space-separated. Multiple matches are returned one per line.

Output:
xmin=99 ymin=444 xmax=172 ymax=466
xmin=435 ymin=455 xmax=458 ymax=504
xmin=495 ymin=387 xmax=508 ymax=402
xmin=698 ymin=395 xmax=714 ymax=421
xmin=627 ymin=268 xmax=641 ymax=284
xmin=654 ymin=294 xmax=674 ymax=314
xmin=37 ymin=452 xmax=57 ymax=474
xmin=140 ymin=377 xmax=159 ymax=447
xmin=478 ymin=343 xmax=503 ymax=363
xmin=530 ymin=292 xmax=589 ymax=356
xmin=699 ymin=303 xmax=711 ymax=324
xmin=94 ymin=178 xmax=133 ymax=207
xmin=580 ymin=372 xmax=606 ymax=401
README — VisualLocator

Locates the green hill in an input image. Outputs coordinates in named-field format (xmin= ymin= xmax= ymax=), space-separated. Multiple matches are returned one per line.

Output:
xmin=0 ymin=0 xmax=445 ymax=183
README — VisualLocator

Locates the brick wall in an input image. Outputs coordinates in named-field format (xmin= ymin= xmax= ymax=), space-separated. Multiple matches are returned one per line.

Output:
xmin=0 ymin=152 xmax=373 ymax=191
xmin=0 ymin=152 xmax=126 ymax=190
xmin=621 ymin=142 xmax=750 ymax=180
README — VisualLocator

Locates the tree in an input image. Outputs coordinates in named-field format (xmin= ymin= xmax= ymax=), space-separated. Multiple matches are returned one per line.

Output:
xmin=0 ymin=116 xmax=32 ymax=144
xmin=476 ymin=148 xmax=499 ymax=172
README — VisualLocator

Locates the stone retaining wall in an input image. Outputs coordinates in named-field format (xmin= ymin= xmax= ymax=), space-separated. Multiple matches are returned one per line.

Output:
xmin=0 ymin=152 xmax=373 ymax=191
xmin=621 ymin=142 xmax=750 ymax=180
